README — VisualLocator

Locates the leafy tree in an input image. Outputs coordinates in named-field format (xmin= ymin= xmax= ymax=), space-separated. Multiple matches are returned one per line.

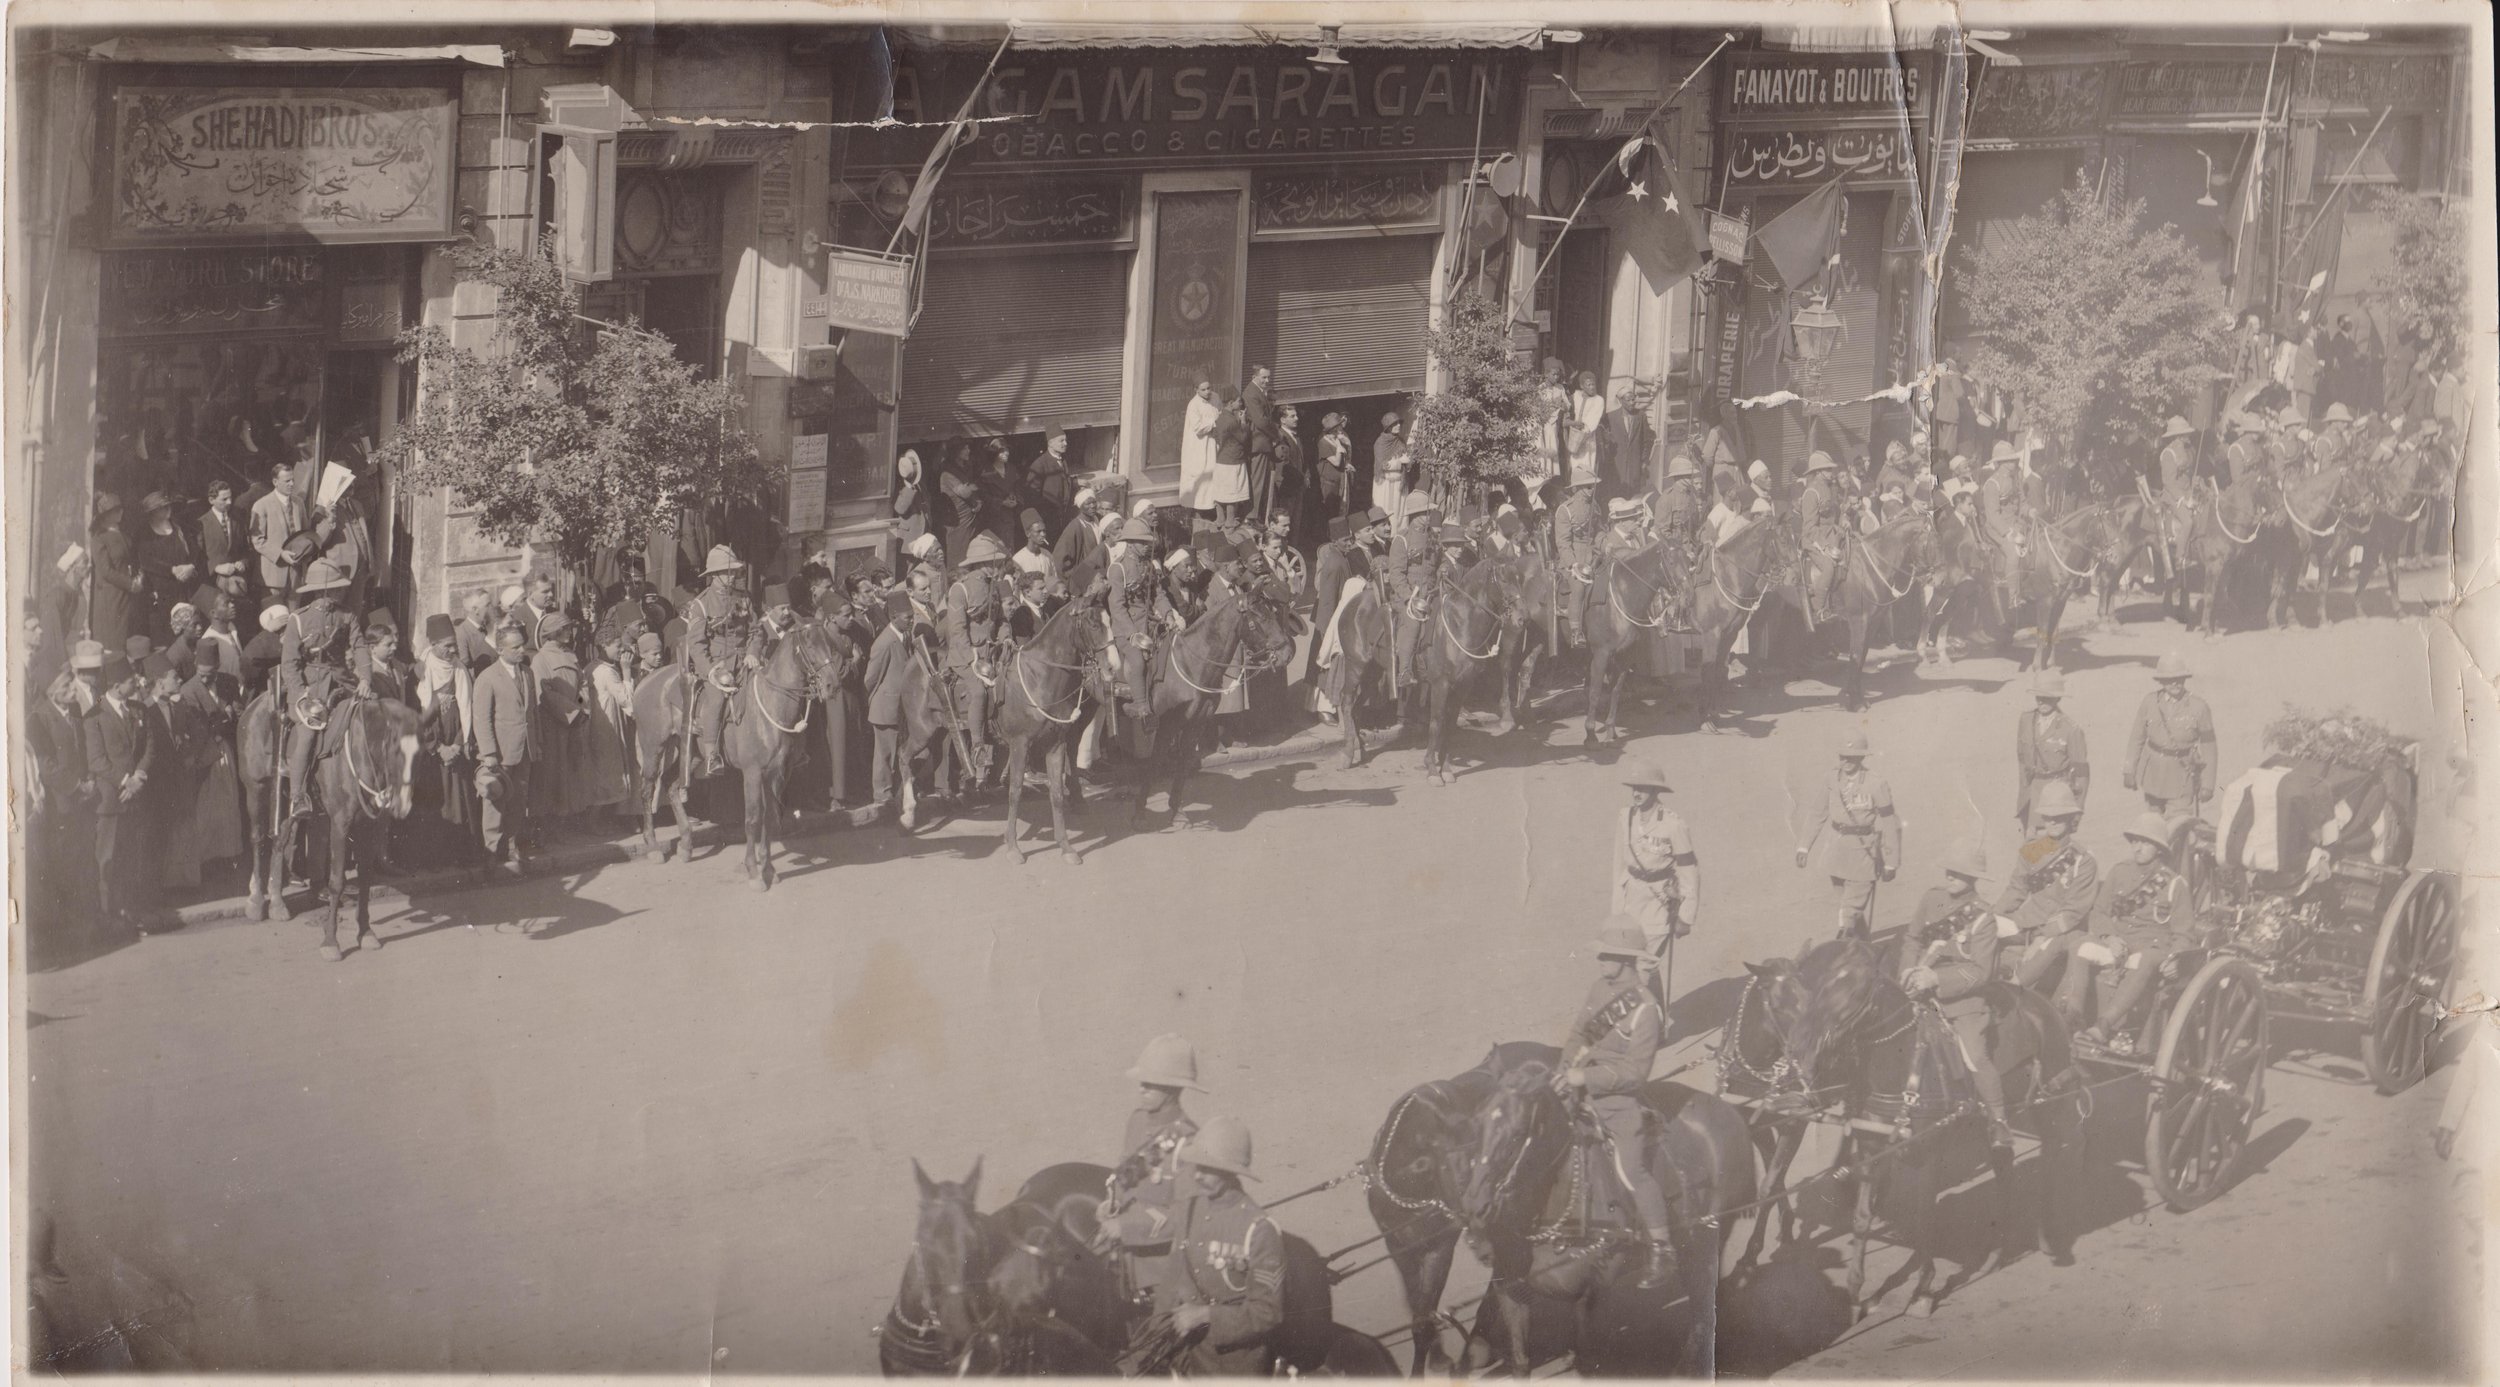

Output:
xmin=379 ymin=238 xmax=777 ymax=601
xmin=1955 ymin=178 xmax=2233 ymax=478
xmin=1405 ymin=287 xmax=1545 ymax=508
xmin=2366 ymin=189 xmax=2467 ymax=357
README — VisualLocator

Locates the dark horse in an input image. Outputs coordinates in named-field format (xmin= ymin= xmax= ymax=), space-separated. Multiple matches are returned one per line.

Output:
xmin=1689 ymin=517 xmax=1794 ymax=732
xmin=1972 ymin=502 xmax=2135 ymax=671
xmin=1489 ymin=539 xmax=1559 ymax=739
xmin=1775 ymin=514 xmax=1940 ymax=711
xmin=240 ymin=692 xmax=422 ymax=960
xmin=1365 ymin=1042 xmax=1757 ymax=1376
xmin=1126 ymin=580 xmax=1298 ymax=827
xmin=1319 ymin=576 xmax=1394 ymax=770
xmin=880 ymin=1158 xmax=1120 ymax=1376
xmin=1410 ymin=556 xmax=1511 ymax=785
xmin=997 ymin=589 xmax=1109 ymax=864
xmin=1578 ymin=540 xmax=1681 ymax=747
xmin=1720 ymin=939 xmax=2084 ymax=1320
xmin=727 ymin=622 xmax=844 ymax=889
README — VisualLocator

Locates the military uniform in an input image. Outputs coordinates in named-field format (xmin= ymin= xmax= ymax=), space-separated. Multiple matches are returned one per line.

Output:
xmin=684 ymin=579 xmax=755 ymax=774
xmin=1797 ymin=470 xmax=1848 ymax=617
xmin=1801 ymin=761 xmax=1900 ymax=934
xmin=1157 ymin=1185 xmax=1286 ymax=1376
xmin=942 ymin=566 xmax=1003 ymax=759
xmin=1611 ymin=803 xmax=1698 ymax=954
xmin=278 ymin=592 xmax=367 ymax=816
xmin=1552 ymin=488 xmax=1602 ymax=645
xmin=1383 ymin=515 xmax=1443 ymax=683
xmin=1900 ymin=881 xmax=2008 ymax=1130
xmin=1107 ymin=550 xmax=1173 ymax=716
xmin=1109 ymin=1103 xmax=1199 ymax=1298
xmin=1564 ymin=969 xmax=1676 ymax=1248
xmin=2014 ymin=704 xmax=2090 ymax=827
xmin=1654 ymin=477 xmax=1705 ymax=554
xmin=2158 ymin=438 xmax=2194 ymax=500
xmin=2001 ymin=834 xmax=2102 ymax=1013
xmin=2087 ymin=855 xmax=2189 ymax=1039
xmin=2127 ymin=687 xmax=2216 ymax=811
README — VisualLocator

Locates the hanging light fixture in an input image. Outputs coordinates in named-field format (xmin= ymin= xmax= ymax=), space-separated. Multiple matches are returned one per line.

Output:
xmin=1790 ymin=295 xmax=1845 ymax=369
xmin=1308 ymin=25 xmax=1350 ymax=67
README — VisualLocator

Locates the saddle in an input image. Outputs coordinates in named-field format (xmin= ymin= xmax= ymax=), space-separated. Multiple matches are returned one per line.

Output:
xmin=1543 ymin=1089 xmax=1691 ymax=1243
xmin=1914 ymin=984 xmax=2068 ymax=1113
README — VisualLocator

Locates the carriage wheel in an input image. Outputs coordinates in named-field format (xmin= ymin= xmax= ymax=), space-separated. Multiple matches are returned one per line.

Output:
xmin=2360 ymin=870 xmax=2459 ymax=1095
xmin=2145 ymin=956 xmax=2267 ymax=1213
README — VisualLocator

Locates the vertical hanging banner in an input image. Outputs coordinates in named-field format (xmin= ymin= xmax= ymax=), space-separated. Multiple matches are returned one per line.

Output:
xmin=1143 ymin=189 xmax=1246 ymax=482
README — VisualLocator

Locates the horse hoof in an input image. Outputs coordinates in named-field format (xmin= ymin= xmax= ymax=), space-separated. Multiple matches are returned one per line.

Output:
xmin=1910 ymin=1296 xmax=1937 ymax=1320
xmin=646 ymin=848 xmax=667 ymax=864
xmin=362 ymin=933 xmax=383 ymax=953
xmin=319 ymin=943 xmax=341 ymax=962
xmin=270 ymin=899 xmax=293 ymax=923
xmin=1061 ymin=851 xmax=1083 ymax=866
xmin=249 ymin=897 xmax=268 ymax=922
xmin=749 ymin=876 xmax=772 ymax=894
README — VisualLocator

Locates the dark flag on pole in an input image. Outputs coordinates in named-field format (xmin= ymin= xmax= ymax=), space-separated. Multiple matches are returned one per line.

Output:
xmin=2278 ymin=188 xmax=2348 ymax=335
xmin=1614 ymin=137 xmax=1711 ymax=291
xmin=1754 ymin=174 xmax=1847 ymax=292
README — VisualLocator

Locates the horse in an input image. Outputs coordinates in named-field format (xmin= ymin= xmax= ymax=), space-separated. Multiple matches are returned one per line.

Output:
xmin=2088 ymin=495 xmax=2155 ymax=627
xmin=1577 ymin=540 xmax=1682 ymax=747
xmin=1489 ymin=540 xmax=1559 ymax=739
xmin=1126 ymin=579 xmax=1299 ymax=827
xmin=2169 ymin=473 xmax=2279 ymax=635
xmin=1688 ymin=518 xmax=1794 ymax=732
xmin=1410 ymin=556 xmax=1511 ymax=785
xmin=1365 ymin=1042 xmax=1757 ymax=1376
xmin=2276 ymin=463 xmax=2354 ymax=625
xmin=996 ymin=590 xmax=1109 ymax=864
xmin=629 ymin=664 xmax=704 ymax=867
xmin=2339 ymin=447 xmax=2442 ymax=616
xmin=1914 ymin=503 xmax=1988 ymax=669
xmin=1972 ymin=502 xmax=2133 ymax=671
xmin=1774 ymin=513 xmax=1939 ymax=711
xmin=1722 ymin=938 xmax=2084 ymax=1321
xmin=1319 ymin=576 xmax=1394 ymax=770
xmin=239 ymin=692 xmax=422 ymax=959
xmin=723 ymin=621 xmax=843 ymax=891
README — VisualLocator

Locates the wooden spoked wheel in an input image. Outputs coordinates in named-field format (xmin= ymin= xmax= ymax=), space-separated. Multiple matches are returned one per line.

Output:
xmin=2146 ymin=956 xmax=2268 ymax=1212
xmin=2360 ymin=870 xmax=2459 ymax=1095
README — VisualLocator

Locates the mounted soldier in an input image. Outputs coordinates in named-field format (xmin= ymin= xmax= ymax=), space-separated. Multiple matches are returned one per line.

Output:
xmin=1898 ymin=842 xmax=2014 ymax=1147
xmin=1549 ymin=920 xmax=1680 ymax=1288
xmin=1106 ymin=517 xmax=1177 ymax=723
xmin=1654 ymin=453 xmax=1707 ymax=563
xmin=2078 ymin=813 xmax=2190 ymax=1055
xmin=2001 ymin=779 xmax=2102 ymax=1022
xmin=1975 ymin=438 xmax=2031 ymax=594
xmin=1381 ymin=493 xmax=1443 ymax=696
xmin=1100 ymin=1035 xmax=1207 ymax=1303
xmin=944 ymin=532 xmax=1009 ymax=784
xmin=1551 ymin=467 xmax=1603 ymax=646
xmin=1138 ymin=1116 xmax=1286 ymax=1376
xmin=683 ymin=545 xmax=755 ymax=778
xmin=277 ymin=558 xmax=371 ymax=820
xmin=1797 ymin=450 xmax=1849 ymax=621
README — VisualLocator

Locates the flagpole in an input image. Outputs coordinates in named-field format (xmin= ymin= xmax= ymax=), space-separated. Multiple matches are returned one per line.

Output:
xmin=883 ymin=32 xmax=1014 ymax=256
xmin=2285 ymin=103 xmax=2390 ymax=267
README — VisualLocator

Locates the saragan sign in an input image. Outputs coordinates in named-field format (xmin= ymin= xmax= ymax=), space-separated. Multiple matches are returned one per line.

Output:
xmin=851 ymin=48 xmax=1514 ymax=169
xmin=109 ymin=86 xmax=457 ymax=244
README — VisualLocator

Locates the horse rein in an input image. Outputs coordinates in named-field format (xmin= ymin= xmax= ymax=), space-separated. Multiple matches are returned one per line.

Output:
xmin=337 ymin=698 xmax=396 ymax=813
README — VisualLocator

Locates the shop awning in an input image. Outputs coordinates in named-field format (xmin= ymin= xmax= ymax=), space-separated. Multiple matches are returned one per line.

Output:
xmin=84 ymin=38 xmax=507 ymax=66
xmin=897 ymin=22 xmax=1570 ymax=51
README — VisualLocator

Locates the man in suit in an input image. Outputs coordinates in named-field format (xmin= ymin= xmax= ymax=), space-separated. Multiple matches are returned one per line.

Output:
xmin=455 ymin=588 xmax=500 ymax=675
xmin=84 ymin=652 xmax=158 ymax=935
xmin=251 ymin=459 xmax=308 ymax=597
xmin=1597 ymin=382 xmax=1658 ymax=505
xmin=862 ymin=592 xmax=919 ymax=810
xmin=513 ymin=573 xmax=560 ymax=650
xmin=470 ymin=624 xmax=541 ymax=869
xmin=199 ymin=477 xmax=254 ymax=608
xmin=1241 ymin=365 xmax=1278 ymax=520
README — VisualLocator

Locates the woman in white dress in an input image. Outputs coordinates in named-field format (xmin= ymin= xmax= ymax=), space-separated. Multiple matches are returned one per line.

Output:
xmin=1178 ymin=374 xmax=1222 ymax=515
xmin=1567 ymin=370 xmax=1605 ymax=481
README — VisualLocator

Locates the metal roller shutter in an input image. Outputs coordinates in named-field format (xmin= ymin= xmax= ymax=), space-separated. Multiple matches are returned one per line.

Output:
xmin=1245 ymin=235 xmax=1437 ymax=404
xmin=901 ymin=251 xmax=1130 ymax=441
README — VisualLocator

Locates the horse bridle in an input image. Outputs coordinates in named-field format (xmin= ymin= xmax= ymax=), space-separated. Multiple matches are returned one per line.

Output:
xmin=1012 ymin=605 xmax=1105 ymax=725
xmin=337 ymin=697 xmax=397 ymax=813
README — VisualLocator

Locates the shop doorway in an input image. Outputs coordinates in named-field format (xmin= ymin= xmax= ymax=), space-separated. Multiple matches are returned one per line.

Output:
xmin=1549 ymin=228 xmax=1612 ymax=385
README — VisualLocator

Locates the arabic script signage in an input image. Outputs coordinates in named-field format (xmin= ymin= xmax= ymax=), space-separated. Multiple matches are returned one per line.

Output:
xmin=1725 ymin=128 xmax=1919 ymax=188
xmin=2111 ymin=61 xmax=2269 ymax=119
xmin=110 ymin=86 xmax=458 ymax=245
xmin=1971 ymin=63 xmax=2112 ymax=143
xmin=100 ymin=246 xmax=328 ymax=338
xmin=1720 ymin=51 xmax=1933 ymax=121
xmin=1252 ymin=165 xmax=1441 ymax=232
xmin=850 ymin=49 xmax=1514 ymax=170
xmin=835 ymin=177 xmax=1131 ymax=250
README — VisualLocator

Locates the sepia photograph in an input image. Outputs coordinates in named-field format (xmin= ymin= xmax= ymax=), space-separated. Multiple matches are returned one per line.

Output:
xmin=5 ymin=0 xmax=2494 ymax=1378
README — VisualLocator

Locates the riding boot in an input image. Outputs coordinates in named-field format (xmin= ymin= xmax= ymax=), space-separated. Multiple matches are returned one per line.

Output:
xmin=286 ymin=728 xmax=318 ymax=819
xmin=1637 ymin=1235 xmax=1680 ymax=1289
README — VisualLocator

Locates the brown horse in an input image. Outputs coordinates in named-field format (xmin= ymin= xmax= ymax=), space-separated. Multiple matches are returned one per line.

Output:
xmin=2339 ymin=448 xmax=2443 ymax=615
xmin=1365 ymin=1041 xmax=1758 ymax=1376
xmin=1774 ymin=514 xmax=1940 ymax=710
xmin=1319 ymin=578 xmax=1394 ymax=770
xmin=1410 ymin=556 xmax=1511 ymax=785
xmin=1914 ymin=503 xmax=1988 ymax=668
xmin=997 ymin=590 xmax=1109 ymax=864
xmin=2276 ymin=463 xmax=2353 ymax=624
xmin=1724 ymin=939 xmax=2083 ymax=1320
xmin=629 ymin=665 xmax=702 ymax=866
xmin=2170 ymin=474 xmax=2279 ymax=634
xmin=1126 ymin=580 xmax=1298 ymax=827
xmin=1970 ymin=502 xmax=2133 ymax=670
xmin=240 ymin=692 xmax=422 ymax=959
xmin=725 ymin=622 xmax=844 ymax=891
xmin=1689 ymin=517 xmax=1796 ymax=731
xmin=1578 ymin=540 xmax=1681 ymax=747
xmin=1489 ymin=540 xmax=1558 ymax=738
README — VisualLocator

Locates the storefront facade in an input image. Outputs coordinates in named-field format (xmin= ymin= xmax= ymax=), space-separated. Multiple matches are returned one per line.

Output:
xmin=816 ymin=33 xmax=1540 ymax=571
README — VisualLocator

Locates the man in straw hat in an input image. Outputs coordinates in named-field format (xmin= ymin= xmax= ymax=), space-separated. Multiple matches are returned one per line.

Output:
xmin=1100 ymin=1035 xmax=1208 ymax=1292
xmin=2014 ymin=669 xmax=2089 ymax=829
xmin=1552 ymin=919 xmax=1682 ymax=1288
xmin=683 ymin=545 xmax=755 ymax=777
xmin=1148 ymin=1115 xmax=1286 ymax=1375
xmin=1796 ymin=731 xmax=1900 ymax=938
xmin=2126 ymin=652 xmax=2214 ymax=812
xmin=1899 ymin=841 xmax=2015 ymax=1147
xmin=277 ymin=557 xmax=371 ymax=819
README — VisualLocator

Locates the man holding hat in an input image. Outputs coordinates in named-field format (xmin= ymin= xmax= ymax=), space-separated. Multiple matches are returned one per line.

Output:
xmin=1147 ymin=1114 xmax=1287 ymax=1376
xmin=1797 ymin=731 xmax=1900 ymax=937
xmin=944 ymin=533 xmax=1010 ymax=780
xmin=2079 ymin=813 xmax=2191 ymax=1053
xmin=1100 ymin=1035 xmax=1206 ymax=1294
xmin=2126 ymin=652 xmax=2215 ymax=812
xmin=1551 ymin=919 xmax=1681 ymax=1288
xmin=1898 ymin=842 xmax=2014 ymax=1146
xmin=277 ymin=558 xmax=370 ymax=819
xmin=1107 ymin=517 xmax=1177 ymax=719
xmin=1613 ymin=759 xmax=1699 ymax=961
xmin=84 ymin=645 xmax=161 ymax=935
xmin=1552 ymin=468 xmax=1603 ymax=646
xmin=2014 ymin=670 xmax=2090 ymax=829
xmin=683 ymin=545 xmax=755 ymax=777
xmin=1382 ymin=492 xmax=1443 ymax=695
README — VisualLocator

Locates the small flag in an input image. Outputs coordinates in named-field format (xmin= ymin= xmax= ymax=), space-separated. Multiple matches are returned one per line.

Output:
xmin=1753 ymin=175 xmax=1847 ymax=292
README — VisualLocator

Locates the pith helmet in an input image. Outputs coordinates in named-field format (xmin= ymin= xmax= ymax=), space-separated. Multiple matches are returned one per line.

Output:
xmin=1838 ymin=731 xmax=1870 ymax=757
xmin=962 ymin=533 xmax=1008 ymax=566
xmin=1399 ymin=493 xmax=1439 ymax=519
xmin=2032 ymin=780 xmax=2082 ymax=820
xmin=1117 ymin=517 xmax=1158 ymax=545
xmin=1594 ymin=918 xmax=1650 ymax=959
xmin=1177 ymin=1115 xmax=1257 ymax=1178
xmin=1126 ymin=1033 xmax=1207 ymax=1092
xmin=1989 ymin=439 xmax=2021 ymax=464
xmin=2324 ymin=403 xmax=2353 ymax=425
xmin=702 ymin=545 xmax=745 ymax=577
xmin=296 ymin=558 xmax=348 ymax=593
xmin=2124 ymin=812 xmax=2173 ymax=848
xmin=2154 ymin=651 xmax=2191 ymax=681
xmin=1942 ymin=842 xmax=1987 ymax=880
xmin=1667 ymin=454 xmax=1699 ymax=480
xmin=2033 ymin=670 xmax=2067 ymax=699
xmin=1805 ymin=450 xmax=1838 ymax=475
xmin=1619 ymin=758 xmax=1671 ymax=792
xmin=2161 ymin=416 xmax=2195 ymax=440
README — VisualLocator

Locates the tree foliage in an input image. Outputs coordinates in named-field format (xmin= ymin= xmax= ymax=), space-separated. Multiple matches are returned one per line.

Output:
xmin=1955 ymin=178 xmax=2233 ymax=471
xmin=378 ymin=239 xmax=777 ymax=577
xmin=2366 ymin=189 xmax=2467 ymax=355
xmin=1405 ymin=288 xmax=1545 ymax=503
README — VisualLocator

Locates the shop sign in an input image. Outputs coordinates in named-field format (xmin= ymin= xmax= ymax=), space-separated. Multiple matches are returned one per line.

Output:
xmin=1725 ymin=128 xmax=1919 ymax=188
xmin=835 ymin=177 xmax=1131 ymax=250
xmin=1971 ymin=63 xmax=2112 ymax=143
xmin=1707 ymin=208 xmax=1749 ymax=263
xmin=1720 ymin=50 xmax=1932 ymax=121
xmin=2111 ymin=60 xmax=2270 ymax=119
xmin=1252 ymin=165 xmax=1441 ymax=232
xmin=2304 ymin=54 xmax=2453 ymax=109
xmin=336 ymin=280 xmax=403 ymax=344
xmin=852 ymin=49 xmax=1514 ymax=169
xmin=100 ymin=246 xmax=328 ymax=338
xmin=824 ymin=247 xmax=914 ymax=337
xmin=109 ymin=86 xmax=458 ymax=244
